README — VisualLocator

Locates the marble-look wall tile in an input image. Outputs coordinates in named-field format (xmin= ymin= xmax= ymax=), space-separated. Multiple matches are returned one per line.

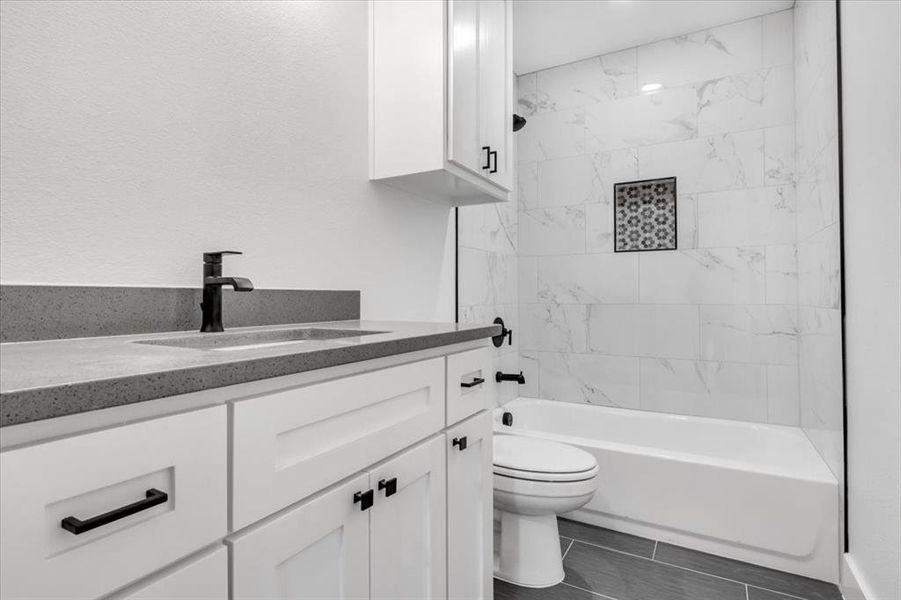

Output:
xmin=534 ymin=49 xmax=637 ymax=113
xmin=517 ymin=161 xmax=539 ymax=211
xmin=637 ymin=18 xmax=762 ymax=88
xmin=458 ymin=202 xmax=517 ymax=255
xmin=585 ymin=202 xmax=614 ymax=253
xmin=588 ymin=304 xmax=700 ymax=359
xmin=696 ymin=66 xmax=794 ymax=136
xmin=767 ymin=364 xmax=800 ymax=425
xmin=586 ymin=86 xmax=698 ymax=152
xmin=520 ymin=303 xmax=587 ymax=352
xmin=798 ymin=222 xmax=841 ymax=309
xmin=696 ymin=186 xmax=796 ymax=248
xmin=519 ymin=351 xmax=540 ymax=398
xmin=518 ymin=256 xmax=538 ymax=304
xmin=795 ymin=0 xmax=843 ymax=479
xmin=638 ymin=130 xmax=765 ymax=194
xmin=765 ymin=244 xmax=799 ymax=305
xmin=537 ymin=254 xmax=639 ymax=304
xmin=796 ymin=138 xmax=840 ymax=240
xmin=700 ymin=305 xmax=799 ymax=365
xmin=540 ymin=352 xmax=641 ymax=408
xmin=538 ymin=155 xmax=597 ymax=206
xmin=764 ymin=125 xmax=796 ymax=185
xmin=517 ymin=72 xmax=539 ymax=117
xmin=640 ymin=358 xmax=768 ymax=422
xmin=519 ymin=206 xmax=586 ymax=255
xmin=639 ymin=247 xmax=766 ymax=304
xmin=517 ymin=107 xmax=585 ymax=162
xmin=799 ymin=306 xmax=844 ymax=476
xmin=458 ymin=247 xmax=517 ymax=307
xmin=592 ymin=148 xmax=640 ymax=205
xmin=677 ymin=194 xmax=699 ymax=249
xmin=763 ymin=10 xmax=794 ymax=68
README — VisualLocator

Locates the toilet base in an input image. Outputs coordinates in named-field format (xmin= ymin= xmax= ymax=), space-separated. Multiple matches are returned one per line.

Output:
xmin=494 ymin=510 xmax=565 ymax=588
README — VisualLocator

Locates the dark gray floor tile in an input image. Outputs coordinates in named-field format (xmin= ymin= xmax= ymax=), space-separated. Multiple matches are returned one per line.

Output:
xmin=653 ymin=543 xmax=842 ymax=600
xmin=558 ymin=518 xmax=655 ymax=558
xmin=748 ymin=587 xmax=804 ymax=600
xmin=561 ymin=536 xmax=573 ymax=556
xmin=564 ymin=540 xmax=746 ymax=600
xmin=494 ymin=578 xmax=602 ymax=600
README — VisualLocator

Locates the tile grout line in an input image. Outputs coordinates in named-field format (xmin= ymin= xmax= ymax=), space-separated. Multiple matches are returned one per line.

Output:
xmin=567 ymin=538 xmax=816 ymax=600
xmin=562 ymin=538 xmax=574 ymax=560
xmin=652 ymin=539 xmax=658 ymax=560
xmin=746 ymin=583 xmax=751 ymax=600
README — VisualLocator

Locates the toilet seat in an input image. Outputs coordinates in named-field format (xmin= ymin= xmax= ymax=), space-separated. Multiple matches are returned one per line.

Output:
xmin=493 ymin=435 xmax=599 ymax=482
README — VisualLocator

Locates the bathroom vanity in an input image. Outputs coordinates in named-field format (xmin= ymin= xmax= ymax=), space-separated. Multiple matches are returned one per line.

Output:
xmin=0 ymin=321 xmax=499 ymax=599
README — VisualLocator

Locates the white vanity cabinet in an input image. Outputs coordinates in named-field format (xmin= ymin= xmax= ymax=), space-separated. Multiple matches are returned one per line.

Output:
xmin=0 ymin=344 xmax=495 ymax=600
xmin=370 ymin=0 xmax=513 ymax=205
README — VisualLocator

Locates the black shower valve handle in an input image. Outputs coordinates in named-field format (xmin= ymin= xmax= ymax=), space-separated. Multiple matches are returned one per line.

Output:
xmin=492 ymin=317 xmax=513 ymax=348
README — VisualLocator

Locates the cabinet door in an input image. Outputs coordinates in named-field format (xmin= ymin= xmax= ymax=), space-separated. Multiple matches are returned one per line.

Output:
xmin=448 ymin=0 xmax=483 ymax=176
xmin=370 ymin=436 xmax=447 ymax=600
xmin=478 ymin=0 xmax=512 ymax=191
xmin=115 ymin=547 xmax=227 ymax=600
xmin=446 ymin=411 xmax=494 ymax=600
xmin=230 ymin=474 xmax=370 ymax=600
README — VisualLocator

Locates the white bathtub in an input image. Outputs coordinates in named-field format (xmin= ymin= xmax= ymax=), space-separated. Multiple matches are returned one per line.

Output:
xmin=495 ymin=398 xmax=839 ymax=582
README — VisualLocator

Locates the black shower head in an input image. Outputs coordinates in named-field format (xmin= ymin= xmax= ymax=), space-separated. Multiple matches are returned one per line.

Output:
xmin=513 ymin=114 xmax=527 ymax=132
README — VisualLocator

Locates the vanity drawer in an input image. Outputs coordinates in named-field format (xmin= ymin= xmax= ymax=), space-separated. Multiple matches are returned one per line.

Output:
xmin=232 ymin=357 xmax=445 ymax=529
xmin=446 ymin=347 xmax=495 ymax=426
xmin=0 ymin=406 xmax=227 ymax=600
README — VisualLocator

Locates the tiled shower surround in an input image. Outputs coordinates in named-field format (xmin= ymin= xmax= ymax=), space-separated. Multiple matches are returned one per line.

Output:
xmin=514 ymin=10 xmax=800 ymax=425
xmin=459 ymin=5 xmax=842 ymax=441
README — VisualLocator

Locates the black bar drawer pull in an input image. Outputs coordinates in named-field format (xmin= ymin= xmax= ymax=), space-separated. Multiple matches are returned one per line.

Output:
xmin=481 ymin=146 xmax=491 ymax=169
xmin=378 ymin=477 xmax=398 ymax=497
xmin=452 ymin=436 xmax=468 ymax=451
xmin=61 ymin=488 xmax=168 ymax=535
xmin=460 ymin=377 xmax=485 ymax=389
xmin=354 ymin=489 xmax=374 ymax=511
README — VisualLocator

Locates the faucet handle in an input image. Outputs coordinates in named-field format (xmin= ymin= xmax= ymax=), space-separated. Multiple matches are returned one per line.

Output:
xmin=203 ymin=251 xmax=243 ymax=264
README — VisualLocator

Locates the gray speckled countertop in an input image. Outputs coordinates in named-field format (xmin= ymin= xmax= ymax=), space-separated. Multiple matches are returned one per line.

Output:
xmin=0 ymin=321 xmax=500 ymax=427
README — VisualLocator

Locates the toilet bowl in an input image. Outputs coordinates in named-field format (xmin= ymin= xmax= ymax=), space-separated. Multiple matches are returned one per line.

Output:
xmin=492 ymin=434 xmax=599 ymax=588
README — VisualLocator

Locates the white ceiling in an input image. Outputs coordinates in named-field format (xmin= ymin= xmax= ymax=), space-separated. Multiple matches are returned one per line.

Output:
xmin=513 ymin=0 xmax=794 ymax=74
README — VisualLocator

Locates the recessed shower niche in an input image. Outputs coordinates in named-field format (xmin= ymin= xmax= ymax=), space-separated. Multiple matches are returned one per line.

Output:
xmin=614 ymin=177 xmax=677 ymax=253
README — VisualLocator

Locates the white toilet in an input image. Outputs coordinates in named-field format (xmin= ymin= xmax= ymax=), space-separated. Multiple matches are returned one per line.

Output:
xmin=492 ymin=434 xmax=599 ymax=588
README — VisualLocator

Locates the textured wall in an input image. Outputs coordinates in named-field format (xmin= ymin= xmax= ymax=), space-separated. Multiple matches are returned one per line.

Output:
xmin=508 ymin=12 xmax=800 ymax=424
xmin=0 ymin=1 xmax=455 ymax=322
xmin=840 ymin=1 xmax=901 ymax=598
xmin=794 ymin=0 xmax=844 ymax=479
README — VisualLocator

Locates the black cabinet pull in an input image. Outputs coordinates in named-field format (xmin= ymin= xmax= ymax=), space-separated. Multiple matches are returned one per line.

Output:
xmin=61 ymin=488 xmax=168 ymax=535
xmin=460 ymin=377 xmax=485 ymax=389
xmin=452 ymin=436 xmax=468 ymax=451
xmin=378 ymin=477 xmax=398 ymax=497
xmin=354 ymin=489 xmax=374 ymax=511
xmin=481 ymin=146 xmax=491 ymax=169
xmin=489 ymin=150 xmax=498 ymax=173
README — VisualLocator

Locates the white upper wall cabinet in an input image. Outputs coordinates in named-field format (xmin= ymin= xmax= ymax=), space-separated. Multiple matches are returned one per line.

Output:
xmin=370 ymin=0 xmax=513 ymax=205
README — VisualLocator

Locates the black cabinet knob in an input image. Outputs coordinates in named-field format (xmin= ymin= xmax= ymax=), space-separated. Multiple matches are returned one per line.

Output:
xmin=378 ymin=477 xmax=398 ymax=497
xmin=452 ymin=436 xmax=468 ymax=451
xmin=353 ymin=489 xmax=374 ymax=511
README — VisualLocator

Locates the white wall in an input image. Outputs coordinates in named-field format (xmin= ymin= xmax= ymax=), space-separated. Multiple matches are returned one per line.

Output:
xmin=840 ymin=1 xmax=901 ymax=598
xmin=502 ymin=12 xmax=800 ymax=424
xmin=0 ymin=1 xmax=455 ymax=322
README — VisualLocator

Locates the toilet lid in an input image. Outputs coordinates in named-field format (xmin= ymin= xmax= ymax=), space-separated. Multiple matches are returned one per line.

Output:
xmin=493 ymin=435 xmax=597 ymax=481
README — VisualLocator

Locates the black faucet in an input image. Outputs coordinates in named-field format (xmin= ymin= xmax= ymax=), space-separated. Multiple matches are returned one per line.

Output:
xmin=200 ymin=251 xmax=254 ymax=332
xmin=496 ymin=371 xmax=526 ymax=384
